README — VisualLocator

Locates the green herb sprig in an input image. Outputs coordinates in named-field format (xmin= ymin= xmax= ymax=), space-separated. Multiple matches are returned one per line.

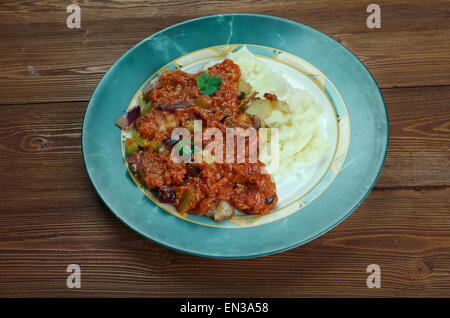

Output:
xmin=196 ymin=72 xmax=222 ymax=95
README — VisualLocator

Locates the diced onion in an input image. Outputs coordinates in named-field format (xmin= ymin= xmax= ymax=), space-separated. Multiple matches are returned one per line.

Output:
xmin=115 ymin=115 xmax=128 ymax=129
xmin=115 ymin=106 xmax=141 ymax=129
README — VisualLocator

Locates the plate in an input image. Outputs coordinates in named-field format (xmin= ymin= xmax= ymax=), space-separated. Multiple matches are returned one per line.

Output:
xmin=82 ymin=14 xmax=388 ymax=258
xmin=122 ymin=45 xmax=348 ymax=228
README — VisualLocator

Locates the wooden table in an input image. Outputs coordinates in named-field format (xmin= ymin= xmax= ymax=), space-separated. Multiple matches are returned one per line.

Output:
xmin=0 ymin=0 xmax=449 ymax=297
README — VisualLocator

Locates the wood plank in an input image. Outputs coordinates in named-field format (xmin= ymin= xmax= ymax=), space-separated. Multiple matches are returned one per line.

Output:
xmin=1 ymin=0 xmax=449 ymax=32
xmin=337 ymin=29 xmax=450 ymax=89
xmin=0 ymin=0 xmax=449 ymax=104
xmin=377 ymin=85 xmax=450 ymax=188
xmin=0 ymin=101 xmax=103 ymax=211
xmin=0 ymin=187 xmax=448 ymax=297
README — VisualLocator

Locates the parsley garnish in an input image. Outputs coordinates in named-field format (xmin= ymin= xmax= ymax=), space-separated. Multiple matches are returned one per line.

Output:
xmin=196 ymin=72 xmax=222 ymax=95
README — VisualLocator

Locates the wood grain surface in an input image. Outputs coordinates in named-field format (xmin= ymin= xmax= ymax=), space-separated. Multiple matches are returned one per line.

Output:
xmin=0 ymin=0 xmax=449 ymax=297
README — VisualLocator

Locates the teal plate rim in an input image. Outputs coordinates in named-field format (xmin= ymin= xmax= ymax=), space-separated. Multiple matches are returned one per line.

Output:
xmin=82 ymin=13 xmax=389 ymax=259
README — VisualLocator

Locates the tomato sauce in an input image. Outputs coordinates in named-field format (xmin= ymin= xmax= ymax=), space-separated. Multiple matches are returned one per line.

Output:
xmin=128 ymin=59 xmax=277 ymax=220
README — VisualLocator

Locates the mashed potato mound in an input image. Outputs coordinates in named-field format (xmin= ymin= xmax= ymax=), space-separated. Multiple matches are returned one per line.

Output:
xmin=226 ymin=47 xmax=329 ymax=176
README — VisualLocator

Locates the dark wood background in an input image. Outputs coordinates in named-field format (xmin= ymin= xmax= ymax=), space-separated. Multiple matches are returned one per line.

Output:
xmin=0 ymin=0 xmax=449 ymax=297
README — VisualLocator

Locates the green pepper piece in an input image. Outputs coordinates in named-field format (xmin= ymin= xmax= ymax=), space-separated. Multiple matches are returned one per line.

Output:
xmin=125 ymin=138 xmax=139 ymax=156
xmin=133 ymin=131 xmax=149 ymax=148
xmin=177 ymin=188 xmax=195 ymax=216
xmin=194 ymin=97 xmax=209 ymax=108
xmin=140 ymin=100 xmax=153 ymax=115
xmin=239 ymin=102 xmax=251 ymax=112
xmin=148 ymin=140 xmax=162 ymax=152
xmin=185 ymin=120 xmax=195 ymax=133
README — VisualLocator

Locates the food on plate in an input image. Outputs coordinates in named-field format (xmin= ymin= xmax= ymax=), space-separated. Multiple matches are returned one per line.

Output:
xmin=118 ymin=47 xmax=329 ymax=222
xmin=120 ymin=59 xmax=277 ymax=222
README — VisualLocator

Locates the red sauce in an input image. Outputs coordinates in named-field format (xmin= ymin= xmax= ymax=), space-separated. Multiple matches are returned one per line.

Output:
xmin=264 ymin=93 xmax=278 ymax=101
xmin=128 ymin=59 xmax=277 ymax=219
